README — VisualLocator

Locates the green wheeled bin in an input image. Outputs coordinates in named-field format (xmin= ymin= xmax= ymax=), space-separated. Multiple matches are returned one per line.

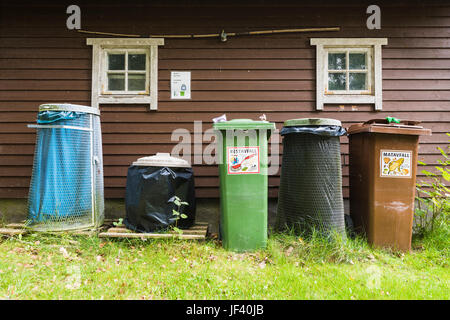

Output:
xmin=214 ymin=119 xmax=276 ymax=252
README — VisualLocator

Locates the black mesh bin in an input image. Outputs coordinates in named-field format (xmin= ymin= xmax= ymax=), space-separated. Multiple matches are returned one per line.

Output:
xmin=275 ymin=118 xmax=347 ymax=236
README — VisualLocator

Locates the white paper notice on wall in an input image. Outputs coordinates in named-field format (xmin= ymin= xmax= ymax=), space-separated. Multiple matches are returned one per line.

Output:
xmin=171 ymin=71 xmax=191 ymax=99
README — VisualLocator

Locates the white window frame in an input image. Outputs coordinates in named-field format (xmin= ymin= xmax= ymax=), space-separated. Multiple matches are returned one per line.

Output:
xmin=87 ymin=38 xmax=164 ymax=110
xmin=311 ymin=38 xmax=388 ymax=110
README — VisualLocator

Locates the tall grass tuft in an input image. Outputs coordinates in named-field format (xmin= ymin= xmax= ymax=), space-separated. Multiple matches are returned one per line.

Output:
xmin=268 ymin=227 xmax=374 ymax=266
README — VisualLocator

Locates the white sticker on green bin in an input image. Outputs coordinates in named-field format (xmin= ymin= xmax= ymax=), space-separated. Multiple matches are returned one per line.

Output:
xmin=380 ymin=150 xmax=412 ymax=178
xmin=227 ymin=147 xmax=260 ymax=174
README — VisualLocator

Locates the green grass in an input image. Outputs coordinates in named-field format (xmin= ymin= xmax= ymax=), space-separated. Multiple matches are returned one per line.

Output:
xmin=0 ymin=224 xmax=448 ymax=300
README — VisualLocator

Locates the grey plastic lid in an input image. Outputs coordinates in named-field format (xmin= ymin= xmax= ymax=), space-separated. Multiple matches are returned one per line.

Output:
xmin=39 ymin=104 xmax=100 ymax=116
xmin=132 ymin=153 xmax=191 ymax=168
xmin=284 ymin=118 xmax=341 ymax=127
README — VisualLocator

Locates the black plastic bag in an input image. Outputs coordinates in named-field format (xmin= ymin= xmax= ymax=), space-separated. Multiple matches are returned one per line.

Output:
xmin=124 ymin=165 xmax=196 ymax=232
xmin=280 ymin=125 xmax=347 ymax=137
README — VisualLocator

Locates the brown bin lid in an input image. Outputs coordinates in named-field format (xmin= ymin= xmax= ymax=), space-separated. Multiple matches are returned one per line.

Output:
xmin=347 ymin=118 xmax=432 ymax=136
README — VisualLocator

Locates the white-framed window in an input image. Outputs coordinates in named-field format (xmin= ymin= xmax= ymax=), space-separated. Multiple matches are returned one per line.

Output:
xmin=87 ymin=38 xmax=164 ymax=110
xmin=104 ymin=49 xmax=149 ymax=94
xmin=326 ymin=48 xmax=371 ymax=94
xmin=311 ymin=38 xmax=387 ymax=110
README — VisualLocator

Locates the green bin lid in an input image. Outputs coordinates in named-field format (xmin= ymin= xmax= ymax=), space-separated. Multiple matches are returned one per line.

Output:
xmin=284 ymin=118 xmax=341 ymax=127
xmin=213 ymin=118 xmax=276 ymax=130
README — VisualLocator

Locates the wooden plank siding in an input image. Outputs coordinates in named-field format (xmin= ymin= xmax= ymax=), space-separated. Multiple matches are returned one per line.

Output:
xmin=0 ymin=1 xmax=449 ymax=199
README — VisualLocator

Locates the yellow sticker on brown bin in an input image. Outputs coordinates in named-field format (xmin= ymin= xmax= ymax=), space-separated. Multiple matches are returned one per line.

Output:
xmin=380 ymin=150 xmax=412 ymax=178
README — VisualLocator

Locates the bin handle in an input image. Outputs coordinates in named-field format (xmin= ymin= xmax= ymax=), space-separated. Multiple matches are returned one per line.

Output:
xmin=27 ymin=124 xmax=93 ymax=132
xmin=362 ymin=118 xmax=422 ymax=126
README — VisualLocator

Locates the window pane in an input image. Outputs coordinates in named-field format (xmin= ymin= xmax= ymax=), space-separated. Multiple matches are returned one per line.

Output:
xmin=328 ymin=73 xmax=346 ymax=90
xmin=128 ymin=54 xmax=146 ymax=70
xmin=349 ymin=73 xmax=367 ymax=90
xmin=328 ymin=53 xmax=346 ymax=70
xmin=128 ymin=74 xmax=146 ymax=91
xmin=108 ymin=54 xmax=125 ymax=70
xmin=108 ymin=73 xmax=125 ymax=91
xmin=349 ymin=53 xmax=367 ymax=70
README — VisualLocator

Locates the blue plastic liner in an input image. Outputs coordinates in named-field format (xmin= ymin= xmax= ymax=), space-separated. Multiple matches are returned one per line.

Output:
xmin=36 ymin=110 xmax=83 ymax=124
xmin=28 ymin=111 xmax=92 ymax=222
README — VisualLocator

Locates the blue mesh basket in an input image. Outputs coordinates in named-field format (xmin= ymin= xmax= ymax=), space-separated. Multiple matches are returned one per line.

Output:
xmin=27 ymin=104 xmax=104 ymax=231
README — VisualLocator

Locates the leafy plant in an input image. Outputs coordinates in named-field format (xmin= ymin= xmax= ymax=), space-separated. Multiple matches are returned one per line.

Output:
xmin=170 ymin=196 xmax=189 ymax=235
xmin=113 ymin=218 xmax=124 ymax=227
xmin=415 ymin=133 xmax=450 ymax=236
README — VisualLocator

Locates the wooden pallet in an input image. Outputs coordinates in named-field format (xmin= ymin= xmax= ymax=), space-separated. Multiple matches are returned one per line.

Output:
xmin=0 ymin=223 xmax=28 ymax=237
xmin=0 ymin=220 xmax=209 ymax=241
xmin=0 ymin=222 xmax=99 ymax=237
xmin=98 ymin=222 xmax=209 ymax=240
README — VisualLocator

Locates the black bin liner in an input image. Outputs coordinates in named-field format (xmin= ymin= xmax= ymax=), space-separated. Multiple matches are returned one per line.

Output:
xmin=275 ymin=125 xmax=346 ymax=236
xmin=124 ymin=165 xmax=196 ymax=232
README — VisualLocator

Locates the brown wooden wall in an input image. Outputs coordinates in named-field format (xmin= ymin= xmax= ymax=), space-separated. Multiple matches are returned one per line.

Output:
xmin=0 ymin=1 xmax=449 ymax=199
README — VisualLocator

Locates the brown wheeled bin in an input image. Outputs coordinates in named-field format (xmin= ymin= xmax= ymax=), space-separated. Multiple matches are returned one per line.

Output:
xmin=347 ymin=119 xmax=431 ymax=252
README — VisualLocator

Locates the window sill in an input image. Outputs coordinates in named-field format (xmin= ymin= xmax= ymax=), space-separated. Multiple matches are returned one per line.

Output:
xmin=97 ymin=95 xmax=155 ymax=109
xmin=323 ymin=95 xmax=376 ymax=104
